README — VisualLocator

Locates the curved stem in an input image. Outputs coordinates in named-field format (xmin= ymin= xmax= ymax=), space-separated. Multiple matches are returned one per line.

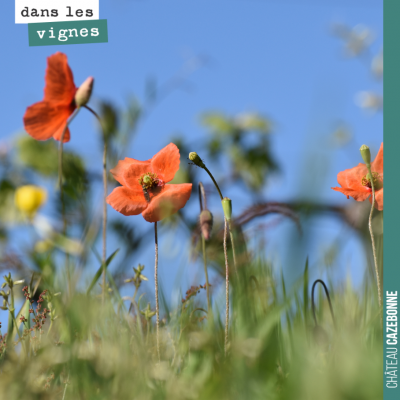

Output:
xmin=154 ymin=221 xmax=160 ymax=362
xmin=366 ymin=165 xmax=382 ymax=325
xmin=203 ymin=165 xmax=223 ymax=201
xmin=223 ymin=217 xmax=229 ymax=356
xmin=201 ymin=166 xmax=238 ymax=274
xmin=311 ymin=279 xmax=336 ymax=329
xmin=83 ymin=105 xmax=108 ymax=305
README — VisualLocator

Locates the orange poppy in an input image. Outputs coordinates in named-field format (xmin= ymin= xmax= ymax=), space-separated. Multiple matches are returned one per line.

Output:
xmin=332 ymin=143 xmax=383 ymax=210
xmin=23 ymin=52 xmax=77 ymax=143
xmin=107 ymin=143 xmax=192 ymax=222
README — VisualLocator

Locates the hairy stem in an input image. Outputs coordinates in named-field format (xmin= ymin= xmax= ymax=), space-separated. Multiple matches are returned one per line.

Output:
xmin=366 ymin=166 xmax=382 ymax=324
xmin=154 ymin=221 xmax=160 ymax=362
xmin=228 ymin=221 xmax=238 ymax=278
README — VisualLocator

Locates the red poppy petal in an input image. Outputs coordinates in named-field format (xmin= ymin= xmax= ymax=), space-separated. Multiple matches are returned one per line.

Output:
xmin=23 ymin=102 xmax=74 ymax=142
xmin=110 ymin=158 xmax=152 ymax=190
xmin=52 ymin=125 xmax=71 ymax=143
xmin=106 ymin=186 xmax=148 ymax=216
xmin=371 ymin=143 xmax=383 ymax=175
xmin=369 ymin=188 xmax=383 ymax=211
xmin=331 ymin=186 xmax=371 ymax=202
xmin=336 ymin=164 xmax=368 ymax=190
xmin=151 ymin=143 xmax=180 ymax=183
xmin=141 ymin=183 xmax=192 ymax=223
xmin=44 ymin=52 xmax=76 ymax=105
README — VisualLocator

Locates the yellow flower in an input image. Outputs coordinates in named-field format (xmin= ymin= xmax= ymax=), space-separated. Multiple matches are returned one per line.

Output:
xmin=14 ymin=185 xmax=47 ymax=218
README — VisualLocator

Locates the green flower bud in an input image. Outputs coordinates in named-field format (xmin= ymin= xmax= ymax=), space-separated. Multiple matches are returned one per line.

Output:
xmin=189 ymin=152 xmax=205 ymax=168
xmin=222 ymin=197 xmax=232 ymax=221
xmin=360 ymin=144 xmax=371 ymax=165
xmin=199 ymin=209 xmax=213 ymax=240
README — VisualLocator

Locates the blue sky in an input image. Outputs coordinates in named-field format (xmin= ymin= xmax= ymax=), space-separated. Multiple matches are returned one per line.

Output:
xmin=0 ymin=1 xmax=383 ymax=315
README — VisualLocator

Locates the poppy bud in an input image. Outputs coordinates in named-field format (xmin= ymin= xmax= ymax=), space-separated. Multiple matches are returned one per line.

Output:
xmin=199 ymin=210 xmax=213 ymax=240
xmin=75 ymin=76 xmax=94 ymax=107
xmin=15 ymin=185 xmax=47 ymax=218
xmin=359 ymin=144 xmax=371 ymax=165
xmin=222 ymin=197 xmax=232 ymax=221
xmin=189 ymin=152 xmax=205 ymax=168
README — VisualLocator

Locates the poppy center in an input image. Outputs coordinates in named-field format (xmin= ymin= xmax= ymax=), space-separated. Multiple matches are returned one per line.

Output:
xmin=138 ymin=172 xmax=165 ymax=190
xmin=361 ymin=172 xmax=383 ymax=190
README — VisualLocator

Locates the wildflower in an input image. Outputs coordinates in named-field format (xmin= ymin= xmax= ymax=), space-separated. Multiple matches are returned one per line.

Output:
xmin=15 ymin=185 xmax=47 ymax=218
xmin=332 ymin=143 xmax=383 ymax=210
xmin=107 ymin=143 xmax=192 ymax=222
xmin=23 ymin=52 xmax=93 ymax=143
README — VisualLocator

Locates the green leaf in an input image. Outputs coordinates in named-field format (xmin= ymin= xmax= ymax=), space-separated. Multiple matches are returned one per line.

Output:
xmin=86 ymin=249 xmax=120 ymax=295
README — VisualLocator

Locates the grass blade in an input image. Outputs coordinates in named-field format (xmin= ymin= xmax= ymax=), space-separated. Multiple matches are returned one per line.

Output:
xmin=87 ymin=248 xmax=120 ymax=295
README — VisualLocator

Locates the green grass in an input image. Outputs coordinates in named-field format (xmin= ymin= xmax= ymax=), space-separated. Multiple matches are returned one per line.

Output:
xmin=0 ymin=254 xmax=382 ymax=400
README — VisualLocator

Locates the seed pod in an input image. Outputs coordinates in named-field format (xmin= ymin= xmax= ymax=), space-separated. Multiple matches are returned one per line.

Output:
xmin=199 ymin=209 xmax=213 ymax=240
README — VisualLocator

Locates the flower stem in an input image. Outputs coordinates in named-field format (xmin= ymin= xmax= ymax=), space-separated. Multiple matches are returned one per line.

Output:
xmin=202 ymin=236 xmax=211 ymax=313
xmin=223 ymin=216 xmax=229 ymax=357
xmin=83 ymin=105 xmax=108 ymax=305
xmin=366 ymin=165 xmax=382 ymax=324
xmin=199 ymin=164 xmax=235 ymax=352
xmin=199 ymin=183 xmax=211 ymax=313
xmin=201 ymin=166 xmax=238 ymax=274
xmin=228 ymin=223 xmax=237 ymax=273
xmin=203 ymin=165 xmax=223 ymax=201
xmin=58 ymin=108 xmax=81 ymax=298
xmin=58 ymin=108 xmax=81 ymax=192
xmin=154 ymin=221 xmax=160 ymax=363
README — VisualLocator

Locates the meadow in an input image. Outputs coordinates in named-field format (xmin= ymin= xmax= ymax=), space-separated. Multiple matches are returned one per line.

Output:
xmin=0 ymin=22 xmax=383 ymax=399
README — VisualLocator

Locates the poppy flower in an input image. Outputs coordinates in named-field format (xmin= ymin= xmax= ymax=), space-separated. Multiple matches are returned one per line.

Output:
xmin=332 ymin=143 xmax=383 ymax=210
xmin=107 ymin=143 xmax=192 ymax=222
xmin=23 ymin=52 xmax=93 ymax=143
